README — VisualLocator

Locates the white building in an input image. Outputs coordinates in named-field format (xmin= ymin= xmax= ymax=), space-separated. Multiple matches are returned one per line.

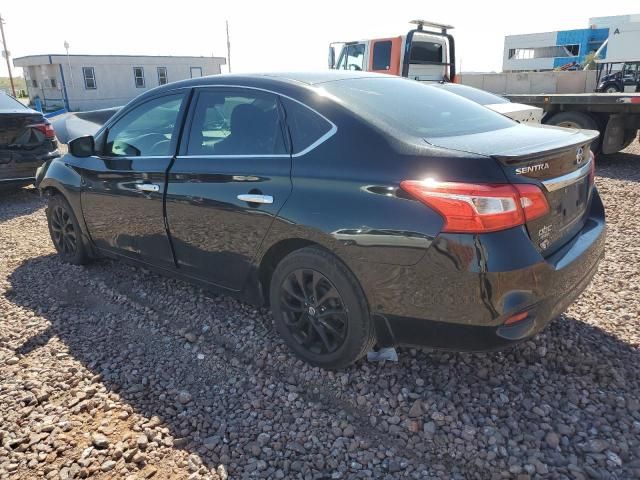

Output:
xmin=503 ymin=14 xmax=640 ymax=72
xmin=13 ymin=54 xmax=226 ymax=111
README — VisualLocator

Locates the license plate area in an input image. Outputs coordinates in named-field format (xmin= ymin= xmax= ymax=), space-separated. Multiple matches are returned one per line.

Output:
xmin=527 ymin=175 xmax=590 ymax=253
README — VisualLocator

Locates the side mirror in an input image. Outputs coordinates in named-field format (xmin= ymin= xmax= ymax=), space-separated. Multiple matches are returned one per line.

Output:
xmin=328 ymin=46 xmax=336 ymax=69
xmin=69 ymin=135 xmax=95 ymax=157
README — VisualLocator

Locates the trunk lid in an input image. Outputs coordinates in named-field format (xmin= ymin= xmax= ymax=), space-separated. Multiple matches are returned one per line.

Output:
xmin=425 ymin=124 xmax=599 ymax=255
xmin=1 ymin=109 xmax=55 ymax=180
xmin=0 ymin=110 xmax=47 ymax=149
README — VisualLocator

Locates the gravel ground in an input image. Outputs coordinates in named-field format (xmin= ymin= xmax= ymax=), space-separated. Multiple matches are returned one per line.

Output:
xmin=1 ymin=144 xmax=639 ymax=480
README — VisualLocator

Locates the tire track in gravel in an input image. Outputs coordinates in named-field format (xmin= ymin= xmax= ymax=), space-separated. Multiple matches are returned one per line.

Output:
xmin=64 ymin=264 xmax=455 ymax=471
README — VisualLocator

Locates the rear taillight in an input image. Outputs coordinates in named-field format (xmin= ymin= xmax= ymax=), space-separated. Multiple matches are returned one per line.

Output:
xmin=514 ymin=184 xmax=549 ymax=222
xmin=400 ymin=179 xmax=550 ymax=233
xmin=504 ymin=311 xmax=529 ymax=325
xmin=31 ymin=122 xmax=56 ymax=139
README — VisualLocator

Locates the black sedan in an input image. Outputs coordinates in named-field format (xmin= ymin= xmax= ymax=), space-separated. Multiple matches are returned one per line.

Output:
xmin=0 ymin=91 xmax=59 ymax=189
xmin=36 ymin=72 xmax=605 ymax=369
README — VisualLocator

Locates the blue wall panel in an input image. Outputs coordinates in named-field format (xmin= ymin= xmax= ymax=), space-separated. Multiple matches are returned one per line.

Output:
xmin=553 ymin=28 xmax=609 ymax=69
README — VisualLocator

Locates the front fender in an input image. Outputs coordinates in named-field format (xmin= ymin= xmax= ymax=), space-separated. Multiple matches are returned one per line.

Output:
xmin=38 ymin=156 xmax=92 ymax=248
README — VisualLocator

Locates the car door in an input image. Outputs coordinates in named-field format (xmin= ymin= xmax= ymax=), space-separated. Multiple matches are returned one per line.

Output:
xmin=165 ymin=87 xmax=292 ymax=290
xmin=80 ymin=91 xmax=189 ymax=269
xmin=624 ymin=64 xmax=640 ymax=92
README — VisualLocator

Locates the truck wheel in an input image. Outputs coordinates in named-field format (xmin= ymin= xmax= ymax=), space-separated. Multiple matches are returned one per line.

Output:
xmin=604 ymin=85 xmax=620 ymax=93
xmin=544 ymin=111 xmax=602 ymax=152
xmin=620 ymin=129 xmax=639 ymax=151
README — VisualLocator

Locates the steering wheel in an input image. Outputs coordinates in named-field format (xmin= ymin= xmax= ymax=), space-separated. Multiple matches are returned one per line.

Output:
xmin=131 ymin=133 xmax=169 ymax=155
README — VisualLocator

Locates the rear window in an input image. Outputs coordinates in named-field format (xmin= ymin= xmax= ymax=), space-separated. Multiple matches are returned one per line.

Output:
xmin=437 ymin=84 xmax=510 ymax=105
xmin=321 ymin=77 xmax=514 ymax=138
xmin=410 ymin=41 xmax=443 ymax=63
xmin=0 ymin=93 xmax=27 ymax=110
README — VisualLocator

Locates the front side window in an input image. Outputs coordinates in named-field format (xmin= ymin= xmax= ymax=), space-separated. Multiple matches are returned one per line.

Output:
xmin=337 ymin=43 xmax=365 ymax=71
xmin=133 ymin=67 xmax=145 ymax=88
xmin=372 ymin=41 xmax=392 ymax=71
xmin=186 ymin=90 xmax=286 ymax=156
xmin=104 ymin=94 xmax=184 ymax=157
xmin=157 ymin=67 xmax=168 ymax=85
xmin=83 ymin=67 xmax=96 ymax=89
xmin=281 ymin=97 xmax=333 ymax=154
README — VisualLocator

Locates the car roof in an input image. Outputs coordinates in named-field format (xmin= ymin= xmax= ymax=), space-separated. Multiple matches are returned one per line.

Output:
xmin=151 ymin=70 xmax=395 ymax=93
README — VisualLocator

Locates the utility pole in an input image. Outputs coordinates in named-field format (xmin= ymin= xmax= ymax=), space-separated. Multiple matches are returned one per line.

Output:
xmin=0 ymin=13 xmax=16 ymax=97
xmin=226 ymin=20 xmax=231 ymax=73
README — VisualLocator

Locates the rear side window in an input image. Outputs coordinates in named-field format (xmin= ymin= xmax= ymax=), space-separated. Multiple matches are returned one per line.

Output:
xmin=281 ymin=97 xmax=333 ymax=154
xmin=410 ymin=41 xmax=443 ymax=63
xmin=372 ymin=41 xmax=392 ymax=71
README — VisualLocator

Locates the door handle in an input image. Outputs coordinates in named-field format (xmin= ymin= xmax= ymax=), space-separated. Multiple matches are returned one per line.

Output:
xmin=135 ymin=183 xmax=160 ymax=193
xmin=237 ymin=194 xmax=273 ymax=204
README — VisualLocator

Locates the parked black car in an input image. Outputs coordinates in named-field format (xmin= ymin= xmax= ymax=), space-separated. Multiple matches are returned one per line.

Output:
xmin=37 ymin=72 xmax=605 ymax=369
xmin=0 ymin=92 xmax=59 ymax=189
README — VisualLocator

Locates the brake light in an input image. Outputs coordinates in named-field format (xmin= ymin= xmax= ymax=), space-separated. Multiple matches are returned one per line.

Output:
xmin=400 ymin=179 xmax=550 ymax=233
xmin=31 ymin=122 xmax=56 ymax=139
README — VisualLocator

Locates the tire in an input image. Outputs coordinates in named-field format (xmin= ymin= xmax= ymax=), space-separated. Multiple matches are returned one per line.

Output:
xmin=604 ymin=85 xmax=620 ymax=93
xmin=545 ymin=111 xmax=602 ymax=152
xmin=269 ymin=246 xmax=375 ymax=370
xmin=46 ymin=194 xmax=91 ymax=265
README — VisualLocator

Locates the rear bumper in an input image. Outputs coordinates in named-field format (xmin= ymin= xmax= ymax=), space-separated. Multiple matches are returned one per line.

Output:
xmin=0 ymin=176 xmax=35 ymax=189
xmin=1 ymin=148 xmax=59 ymax=188
xmin=361 ymin=190 xmax=606 ymax=350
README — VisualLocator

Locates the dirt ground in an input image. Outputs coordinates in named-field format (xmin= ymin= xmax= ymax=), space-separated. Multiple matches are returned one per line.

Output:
xmin=1 ymin=143 xmax=639 ymax=479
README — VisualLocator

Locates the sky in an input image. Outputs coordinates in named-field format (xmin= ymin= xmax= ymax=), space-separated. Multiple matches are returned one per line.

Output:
xmin=1 ymin=0 xmax=639 ymax=78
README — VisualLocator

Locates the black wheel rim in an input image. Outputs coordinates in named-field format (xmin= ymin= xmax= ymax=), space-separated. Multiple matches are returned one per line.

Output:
xmin=279 ymin=269 xmax=348 ymax=355
xmin=50 ymin=205 xmax=77 ymax=255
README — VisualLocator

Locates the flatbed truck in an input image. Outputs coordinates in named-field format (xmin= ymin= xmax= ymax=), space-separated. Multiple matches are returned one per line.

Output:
xmin=504 ymin=93 xmax=640 ymax=154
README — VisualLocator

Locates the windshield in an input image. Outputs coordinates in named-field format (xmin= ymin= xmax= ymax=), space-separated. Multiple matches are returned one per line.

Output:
xmin=0 ymin=93 xmax=28 ymax=110
xmin=321 ymin=77 xmax=515 ymax=138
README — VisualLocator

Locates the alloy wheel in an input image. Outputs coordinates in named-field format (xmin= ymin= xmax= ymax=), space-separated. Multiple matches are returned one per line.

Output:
xmin=279 ymin=268 xmax=348 ymax=355
xmin=50 ymin=205 xmax=77 ymax=255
